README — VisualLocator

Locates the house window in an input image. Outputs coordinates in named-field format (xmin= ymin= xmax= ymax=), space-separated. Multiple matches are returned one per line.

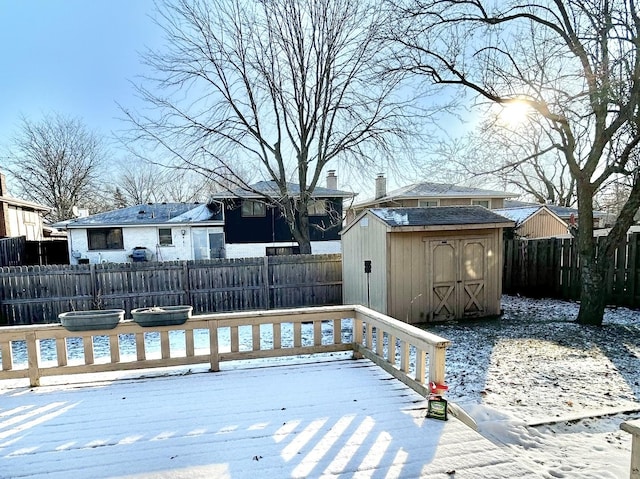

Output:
xmin=308 ymin=199 xmax=327 ymax=216
xmin=158 ymin=228 xmax=173 ymax=246
xmin=87 ymin=228 xmax=123 ymax=250
xmin=472 ymin=199 xmax=491 ymax=208
xmin=419 ymin=200 xmax=439 ymax=207
xmin=241 ymin=200 xmax=266 ymax=217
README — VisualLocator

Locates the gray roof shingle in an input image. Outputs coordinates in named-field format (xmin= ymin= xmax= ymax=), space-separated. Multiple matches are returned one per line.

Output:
xmin=355 ymin=182 xmax=518 ymax=207
xmin=369 ymin=206 xmax=514 ymax=227
xmin=57 ymin=203 xmax=223 ymax=228
xmin=209 ymin=180 xmax=354 ymax=199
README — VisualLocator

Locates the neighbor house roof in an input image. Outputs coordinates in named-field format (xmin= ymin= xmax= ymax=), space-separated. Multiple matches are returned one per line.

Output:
xmin=0 ymin=195 xmax=51 ymax=212
xmin=354 ymin=182 xmax=518 ymax=208
xmin=54 ymin=203 xmax=223 ymax=229
xmin=342 ymin=206 xmax=514 ymax=235
xmin=209 ymin=180 xmax=355 ymax=200
xmin=502 ymin=200 xmax=609 ymax=220
xmin=492 ymin=205 xmax=567 ymax=228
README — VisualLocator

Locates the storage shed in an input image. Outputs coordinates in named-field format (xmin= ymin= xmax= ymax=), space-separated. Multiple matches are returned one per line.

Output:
xmin=341 ymin=206 xmax=514 ymax=324
xmin=493 ymin=205 xmax=568 ymax=239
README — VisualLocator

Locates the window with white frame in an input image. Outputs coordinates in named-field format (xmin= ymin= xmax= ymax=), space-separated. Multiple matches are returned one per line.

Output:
xmin=471 ymin=199 xmax=491 ymax=208
xmin=158 ymin=228 xmax=173 ymax=246
xmin=419 ymin=200 xmax=439 ymax=207
xmin=87 ymin=228 xmax=124 ymax=250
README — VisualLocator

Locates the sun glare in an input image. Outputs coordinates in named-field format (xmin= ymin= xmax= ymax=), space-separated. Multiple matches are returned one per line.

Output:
xmin=500 ymin=100 xmax=531 ymax=126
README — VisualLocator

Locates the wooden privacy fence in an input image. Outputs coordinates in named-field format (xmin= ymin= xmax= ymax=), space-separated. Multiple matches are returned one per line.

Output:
xmin=0 ymin=236 xmax=26 ymax=267
xmin=0 ymin=254 xmax=342 ymax=326
xmin=503 ymin=234 xmax=640 ymax=307
xmin=0 ymin=237 xmax=69 ymax=267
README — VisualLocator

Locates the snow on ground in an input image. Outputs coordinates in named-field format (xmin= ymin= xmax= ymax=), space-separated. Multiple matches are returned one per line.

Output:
xmin=423 ymin=295 xmax=640 ymax=479
xmin=1 ymin=295 xmax=638 ymax=478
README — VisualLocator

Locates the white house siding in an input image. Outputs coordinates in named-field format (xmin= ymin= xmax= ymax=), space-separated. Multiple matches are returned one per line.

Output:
xmin=68 ymin=226 xmax=201 ymax=264
xmin=225 ymin=240 xmax=341 ymax=259
xmin=7 ymin=206 xmax=44 ymax=240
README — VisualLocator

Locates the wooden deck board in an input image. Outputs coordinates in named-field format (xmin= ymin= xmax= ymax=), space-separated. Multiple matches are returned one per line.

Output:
xmin=0 ymin=359 xmax=540 ymax=478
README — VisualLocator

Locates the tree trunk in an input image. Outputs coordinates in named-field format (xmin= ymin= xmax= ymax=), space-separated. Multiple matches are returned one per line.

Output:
xmin=576 ymin=255 xmax=607 ymax=325
xmin=575 ymin=186 xmax=606 ymax=325
xmin=294 ymin=210 xmax=312 ymax=254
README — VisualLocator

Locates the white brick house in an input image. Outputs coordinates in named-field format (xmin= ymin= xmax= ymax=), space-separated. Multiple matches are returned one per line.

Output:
xmin=55 ymin=203 xmax=224 ymax=265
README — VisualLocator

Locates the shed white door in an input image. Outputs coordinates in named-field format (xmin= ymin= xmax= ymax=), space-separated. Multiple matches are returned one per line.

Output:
xmin=429 ymin=238 xmax=487 ymax=320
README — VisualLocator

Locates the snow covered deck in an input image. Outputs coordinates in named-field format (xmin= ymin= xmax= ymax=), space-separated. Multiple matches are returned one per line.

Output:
xmin=0 ymin=358 xmax=540 ymax=478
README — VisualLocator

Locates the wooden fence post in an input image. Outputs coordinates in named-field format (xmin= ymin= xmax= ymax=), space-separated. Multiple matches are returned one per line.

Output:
xmin=182 ymin=261 xmax=190 ymax=307
xmin=262 ymin=256 xmax=270 ymax=309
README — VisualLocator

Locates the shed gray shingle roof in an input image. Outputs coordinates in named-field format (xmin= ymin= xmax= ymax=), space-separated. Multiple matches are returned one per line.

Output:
xmin=369 ymin=206 xmax=514 ymax=227
xmin=57 ymin=203 xmax=223 ymax=228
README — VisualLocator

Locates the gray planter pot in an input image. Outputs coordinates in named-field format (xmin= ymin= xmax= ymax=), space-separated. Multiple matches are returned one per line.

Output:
xmin=131 ymin=305 xmax=193 ymax=327
xmin=59 ymin=309 xmax=125 ymax=332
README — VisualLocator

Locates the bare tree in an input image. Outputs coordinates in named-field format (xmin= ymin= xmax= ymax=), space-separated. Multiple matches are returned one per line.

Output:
xmin=390 ymin=0 xmax=640 ymax=325
xmin=5 ymin=114 xmax=106 ymax=222
xmin=122 ymin=0 xmax=413 ymax=253
xmin=443 ymin=119 xmax=577 ymax=206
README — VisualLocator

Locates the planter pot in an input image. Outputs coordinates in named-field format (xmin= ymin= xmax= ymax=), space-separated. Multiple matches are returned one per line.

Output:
xmin=58 ymin=309 xmax=125 ymax=332
xmin=131 ymin=305 xmax=193 ymax=327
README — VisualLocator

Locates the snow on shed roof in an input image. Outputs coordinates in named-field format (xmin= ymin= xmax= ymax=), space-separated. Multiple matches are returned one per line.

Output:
xmin=492 ymin=206 xmax=541 ymax=226
xmin=368 ymin=206 xmax=514 ymax=228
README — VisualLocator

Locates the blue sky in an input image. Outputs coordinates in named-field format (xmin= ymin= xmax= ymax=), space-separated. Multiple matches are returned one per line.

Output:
xmin=0 ymin=0 xmax=161 ymax=158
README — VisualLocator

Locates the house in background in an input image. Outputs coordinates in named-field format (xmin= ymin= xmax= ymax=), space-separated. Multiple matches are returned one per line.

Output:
xmin=55 ymin=202 xmax=224 ymax=264
xmin=346 ymin=174 xmax=519 ymax=222
xmin=503 ymin=199 xmax=612 ymax=230
xmin=0 ymin=171 xmax=51 ymax=241
xmin=493 ymin=205 xmax=568 ymax=239
xmin=209 ymin=171 xmax=355 ymax=258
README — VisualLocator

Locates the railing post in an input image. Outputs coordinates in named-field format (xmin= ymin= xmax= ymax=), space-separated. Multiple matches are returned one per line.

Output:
xmin=621 ymin=420 xmax=640 ymax=479
xmin=209 ymin=319 xmax=220 ymax=372
xmin=25 ymin=332 xmax=40 ymax=387
xmin=352 ymin=313 xmax=363 ymax=359
xmin=428 ymin=344 xmax=447 ymax=386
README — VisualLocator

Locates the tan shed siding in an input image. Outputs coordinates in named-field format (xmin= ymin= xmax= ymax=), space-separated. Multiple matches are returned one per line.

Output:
xmin=341 ymin=213 xmax=388 ymax=313
xmin=484 ymin=229 xmax=502 ymax=315
xmin=388 ymin=232 xmax=429 ymax=323
xmin=519 ymin=211 xmax=567 ymax=238
xmin=343 ymin=217 xmax=506 ymax=324
xmin=492 ymin=198 xmax=505 ymax=208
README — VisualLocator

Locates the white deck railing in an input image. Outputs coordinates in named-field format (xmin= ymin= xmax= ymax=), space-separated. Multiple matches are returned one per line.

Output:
xmin=621 ymin=420 xmax=640 ymax=479
xmin=0 ymin=305 xmax=450 ymax=398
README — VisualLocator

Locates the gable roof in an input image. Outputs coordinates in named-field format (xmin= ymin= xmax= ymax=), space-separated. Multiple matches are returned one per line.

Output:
xmin=354 ymin=182 xmax=518 ymax=208
xmin=0 ymin=195 xmax=51 ymax=212
xmin=493 ymin=205 xmax=567 ymax=227
xmin=342 ymin=206 xmax=514 ymax=235
xmin=55 ymin=203 xmax=223 ymax=229
xmin=209 ymin=180 xmax=355 ymax=200
xmin=502 ymin=200 xmax=609 ymax=220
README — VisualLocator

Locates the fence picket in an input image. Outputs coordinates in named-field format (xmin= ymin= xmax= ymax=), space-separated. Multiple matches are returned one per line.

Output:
xmin=0 ymin=254 xmax=342 ymax=325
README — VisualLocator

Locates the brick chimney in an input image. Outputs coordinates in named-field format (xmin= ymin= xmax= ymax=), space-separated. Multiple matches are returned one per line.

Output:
xmin=326 ymin=170 xmax=337 ymax=190
xmin=375 ymin=173 xmax=386 ymax=199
